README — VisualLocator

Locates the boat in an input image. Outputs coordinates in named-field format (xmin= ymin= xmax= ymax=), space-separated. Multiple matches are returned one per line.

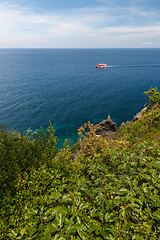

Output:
xmin=96 ymin=64 xmax=107 ymax=68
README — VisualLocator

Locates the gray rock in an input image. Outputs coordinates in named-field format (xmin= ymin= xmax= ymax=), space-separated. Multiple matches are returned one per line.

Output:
xmin=94 ymin=115 xmax=117 ymax=137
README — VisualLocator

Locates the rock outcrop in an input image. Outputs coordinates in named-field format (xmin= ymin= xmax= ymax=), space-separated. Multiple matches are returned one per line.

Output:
xmin=133 ymin=107 xmax=147 ymax=122
xmin=94 ymin=115 xmax=117 ymax=137
xmin=93 ymin=107 xmax=146 ymax=137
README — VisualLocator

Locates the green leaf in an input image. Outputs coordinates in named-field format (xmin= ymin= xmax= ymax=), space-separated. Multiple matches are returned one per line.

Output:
xmin=126 ymin=192 xmax=133 ymax=201
xmin=62 ymin=193 xmax=72 ymax=202
xmin=8 ymin=230 xmax=18 ymax=239
xmin=20 ymin=227 xmax=27 ymax=236
xmin=50 ymin=191 xmax=62 ymax=201
xmin=153 ymin=210 xmax=160 ymax=220
xmin=77 ymin=227 xmax=88 ymax=239
xmin=50 ymin=220 xmax=59 ymax=230
xmin=105 ymin=213 xmax=113 ymax=222
xmin=55 ymin=206 xmax=68 ymax=228
xmin=53 ymin=234 xmax=60 ymax=240
xmin=45 ymin=208 xmax=55 ymax=216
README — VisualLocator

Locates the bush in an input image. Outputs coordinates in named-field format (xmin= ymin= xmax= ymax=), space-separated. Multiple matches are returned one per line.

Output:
xmin=144 ymin=87 xmax=160 ymax=108
xmin=0 ymin=89 xmax=160 ymax=239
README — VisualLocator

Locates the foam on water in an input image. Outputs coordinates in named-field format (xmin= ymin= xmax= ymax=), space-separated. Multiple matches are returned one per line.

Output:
xmin=108 ymin=63 xmax=160 ymax=68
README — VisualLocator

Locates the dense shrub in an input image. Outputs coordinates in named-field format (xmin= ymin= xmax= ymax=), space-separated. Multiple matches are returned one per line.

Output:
xmin=0 ymin=122 xmax=57 ymax=204
xmin=0 ymin=89 xmax=160 ymax=239
xmin=144 ymin=87 xmax=160 ymax=108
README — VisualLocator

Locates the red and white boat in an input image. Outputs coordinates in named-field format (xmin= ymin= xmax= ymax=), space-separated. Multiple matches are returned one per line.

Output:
xmin=96 ymin=64 xmax=107 ymax=68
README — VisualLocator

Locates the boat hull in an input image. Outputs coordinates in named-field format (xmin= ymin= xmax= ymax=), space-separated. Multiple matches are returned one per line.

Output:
xmin=96 ymin=64 xmax=107 ymax=68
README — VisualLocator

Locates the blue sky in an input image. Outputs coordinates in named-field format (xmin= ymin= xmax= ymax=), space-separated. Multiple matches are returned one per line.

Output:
xmin=0 ymin=0 xmax=160 ymax=48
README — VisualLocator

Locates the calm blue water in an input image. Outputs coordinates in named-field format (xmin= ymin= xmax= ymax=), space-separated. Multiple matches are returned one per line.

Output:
xmin=0 ymin=48 xmax=160 ymax=147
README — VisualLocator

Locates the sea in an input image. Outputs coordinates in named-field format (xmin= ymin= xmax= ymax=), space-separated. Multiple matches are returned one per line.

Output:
xmin=0 ymin=48 xmax=160 ymax=147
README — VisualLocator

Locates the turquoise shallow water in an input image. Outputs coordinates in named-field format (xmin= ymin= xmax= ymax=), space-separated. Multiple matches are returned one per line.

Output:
xmin=0 ymin=48 xmax=160 ymax=147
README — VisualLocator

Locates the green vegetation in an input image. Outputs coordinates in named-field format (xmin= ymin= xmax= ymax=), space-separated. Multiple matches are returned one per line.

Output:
xmin=144 ymin=87 xmax=160 ymax=108
xmin=0 ymin=88 xmax=160 ymax=239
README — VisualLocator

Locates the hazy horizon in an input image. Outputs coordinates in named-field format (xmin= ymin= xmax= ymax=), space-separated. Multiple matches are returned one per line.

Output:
xmin=0 ymin=0 xmax=160 ymax=48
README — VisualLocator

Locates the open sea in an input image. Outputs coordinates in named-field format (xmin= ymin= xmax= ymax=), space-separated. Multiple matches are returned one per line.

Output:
xmin=0 ymin=48 xmax=160 ymax=147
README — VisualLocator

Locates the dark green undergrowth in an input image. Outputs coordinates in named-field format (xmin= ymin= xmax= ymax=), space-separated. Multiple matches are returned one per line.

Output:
xmin=0 ymin=88 xmax=160 ymax=239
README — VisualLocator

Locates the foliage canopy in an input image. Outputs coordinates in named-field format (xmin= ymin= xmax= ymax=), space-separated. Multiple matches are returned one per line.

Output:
xmin=0 ymin=88 xmax=160 ymax=239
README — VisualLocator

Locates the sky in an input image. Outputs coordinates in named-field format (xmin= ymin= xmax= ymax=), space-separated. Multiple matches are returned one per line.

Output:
xmin=0 ymin=0 xmax=160 ymax=48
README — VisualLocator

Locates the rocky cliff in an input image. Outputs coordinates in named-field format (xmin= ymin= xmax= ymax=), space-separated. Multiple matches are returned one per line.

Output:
xmin=94 ymin=115 xmax=117 ymax=137
xmin=133 ymin=107 xmax=147 ymax=122
xmin=94 ymin=107 xmax=147 ymax=137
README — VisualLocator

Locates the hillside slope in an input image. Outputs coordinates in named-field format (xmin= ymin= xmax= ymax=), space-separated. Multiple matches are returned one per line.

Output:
xmin=0 ymin=88 xmax=160 ymax=239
